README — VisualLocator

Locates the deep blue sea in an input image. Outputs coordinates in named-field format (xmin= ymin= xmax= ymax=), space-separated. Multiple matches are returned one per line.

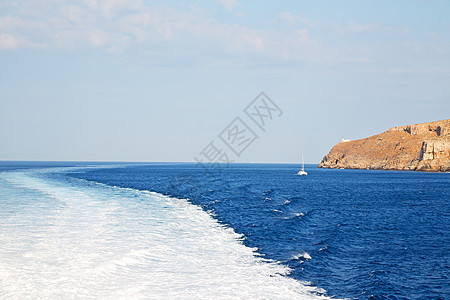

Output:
xmin=1 ymin=162 xmax=449 ymax=299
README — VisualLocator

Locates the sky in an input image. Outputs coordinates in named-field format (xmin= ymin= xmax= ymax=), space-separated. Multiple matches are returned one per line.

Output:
xmin=1 ymin=0 xmax=449 ymax=163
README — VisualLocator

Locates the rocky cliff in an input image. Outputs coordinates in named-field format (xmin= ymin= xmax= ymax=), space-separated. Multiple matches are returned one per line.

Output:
xmin=318 ymin=119 xmax=450 ymax=172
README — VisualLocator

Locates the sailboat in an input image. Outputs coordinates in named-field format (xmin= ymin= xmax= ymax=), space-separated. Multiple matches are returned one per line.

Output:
xmin=297 ymin=152 xmax=308 ymax=176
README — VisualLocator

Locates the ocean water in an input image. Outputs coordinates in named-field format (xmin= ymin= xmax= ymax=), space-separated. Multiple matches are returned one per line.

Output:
xmin=0 ymin=162 xmax=449 ymax=299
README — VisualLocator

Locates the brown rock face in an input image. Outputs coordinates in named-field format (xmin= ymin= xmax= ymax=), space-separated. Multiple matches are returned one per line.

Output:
xmin=318 ymin=119 xmax=450 ymax=172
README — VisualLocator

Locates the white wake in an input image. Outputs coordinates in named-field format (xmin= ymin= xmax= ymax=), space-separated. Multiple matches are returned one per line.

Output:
xmin=0 ymin=169 xmax=332 ymax=299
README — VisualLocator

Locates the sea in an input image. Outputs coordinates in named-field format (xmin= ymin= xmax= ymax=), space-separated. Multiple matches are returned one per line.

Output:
xmin=0 ymin=161 xmax=448 ymax=299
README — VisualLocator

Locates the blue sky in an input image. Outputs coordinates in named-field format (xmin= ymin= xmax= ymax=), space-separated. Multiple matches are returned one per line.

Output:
xmin=1 ymin=0 xmax=449 ymax=163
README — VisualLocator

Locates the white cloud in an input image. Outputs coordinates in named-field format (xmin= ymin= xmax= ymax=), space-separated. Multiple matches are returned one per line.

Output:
xmin=0 ymin=1 xmax=322 ymax=63
xmin=99 ymin=0 xmax=143 ymax=18
xmin=356 ymin=57 xmax=375 ymax=64
xmin=333 ymin=21 xmax=384 ymax=34
xmin=1 ymin=1 xmax=444 ymax=72
xmin=83 ymin=0 xmax=98 ymax=10
xmin=276 ymin=12 xmax=308 ymax=26
xmin=0 ymin=33 xmax=19 ymax=50
xmin=217 ymin=0 xmax=239 ymax=11
xmin=89 ymin=30 xmax=108 ymax=47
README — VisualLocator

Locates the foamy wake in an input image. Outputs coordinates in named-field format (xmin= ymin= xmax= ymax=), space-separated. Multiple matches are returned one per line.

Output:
xmin=0 ymin=169 xmax=332 ymax=299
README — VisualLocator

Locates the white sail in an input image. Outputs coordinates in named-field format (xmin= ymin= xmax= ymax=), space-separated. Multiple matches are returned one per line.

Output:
xmin=297 ymin=152 xmax=308 ymax=175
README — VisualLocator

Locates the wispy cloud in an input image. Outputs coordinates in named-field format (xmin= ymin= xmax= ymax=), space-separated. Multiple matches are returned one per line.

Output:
xmin=0 ymin=0 xmax=448 ymax=73
xmin=275 ymin=12 xmax=309 ymax=26
xmin=0 ymin=0 xmax=317 ymax=63
xmin=0 ymin=33 xmax=19 ymax=50
xmin=217 ymin=0 xmax=239 ymax=11
xmin=332 ymin=21 xmax=385 ymax=34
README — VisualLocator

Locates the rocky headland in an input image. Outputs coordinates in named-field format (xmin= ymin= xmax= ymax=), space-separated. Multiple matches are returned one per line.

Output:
xmin=318 ymin=119 xmax=450 ymax=172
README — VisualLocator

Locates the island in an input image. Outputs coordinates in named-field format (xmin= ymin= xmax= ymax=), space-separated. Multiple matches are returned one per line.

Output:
xmin=318 ymin=119 xmax=450 ymax=172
